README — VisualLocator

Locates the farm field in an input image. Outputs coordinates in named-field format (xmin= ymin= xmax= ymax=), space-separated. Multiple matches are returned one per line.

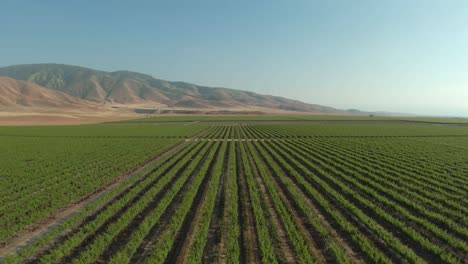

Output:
xmin=116 ymin=115 xmax=307 ymax=123
xmin=1 ymin=122 xmax=467 ymax=263
xmin=0 ymin=125 xmax=206 ymax=245
xmin=118 ymin=114 xmax=468 ymax=124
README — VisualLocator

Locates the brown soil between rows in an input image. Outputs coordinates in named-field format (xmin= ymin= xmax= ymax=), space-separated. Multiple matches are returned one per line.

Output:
xmin=0 ymin=138 xmax=189 ymax=258
xmin=172 ymin=143 xmax=225 ymax=264
xmin=28 ymin=142 xmax=202 ymax=263
xmin=285 ymin=140 xmax=466 ymax=261
xmin=294 ymin=139 xmax=468 ymax=245
xmin=91 ymin=144 xmax=209 ymax=263
xmin=245 ymin=142 xmax=298 ymax=263
xmin=260 ymin=141 xmax=366 ymax=263
xmin=202 ymin=142 xmax=231 ymax=263
xmin=0 ymin=128 xmax=211 ymax=259
xmin=249 ymin=142 xmax=329 ymax=262
xmin=129 ymin=143 xmax=217 ymax=263
xmin=235 ymin=142 xmax=261 ymax=263
xmin=272 ymin=141 xmax=410 ymax=262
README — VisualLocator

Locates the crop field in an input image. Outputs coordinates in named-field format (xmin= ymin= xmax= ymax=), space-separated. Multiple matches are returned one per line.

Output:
xmin=1 ymin=122 xmax=467 ymax=263
xmin=119 ymin=115 xmax=304 ymax=122
xmin=0 ymin=125 xmax=206 ymax=245
xmin=118 ymin=114 xmax=468 ymax=124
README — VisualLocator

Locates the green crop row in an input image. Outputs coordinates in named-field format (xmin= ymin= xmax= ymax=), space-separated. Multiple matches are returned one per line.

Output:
xmin=145 ymin=142 xmax=221 ymax=262
xmin=2 ymin=123 xmax=466 ymax=263
xmin=295 ymin=138 xmax=467 ymax=231
xmin=274 ymin=140 xmax=461 ymax=263
xmin=186 ymin=142 xmax=228 ymax=263
xmin=245 ymin=141 xmax=317 ymax=263
xmin=238 ymin=142 xmax=278 ymax=263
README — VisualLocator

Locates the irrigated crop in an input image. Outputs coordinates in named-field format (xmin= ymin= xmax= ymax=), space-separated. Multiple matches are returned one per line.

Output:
xmin=2 ymin=123 xmax=467 ymax=264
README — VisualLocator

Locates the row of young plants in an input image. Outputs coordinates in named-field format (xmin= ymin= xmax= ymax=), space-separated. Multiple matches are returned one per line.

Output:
xmin=6 ymin=128 xmax=223 ymax=263
xmin=286 ymin=139 xmax=467 ymax=258
xmin=304 ymin=137 xmax=468 ymax=224
xmin=251 ymin=123 xmax=468 ymax=137
xmin=225 ymin=141 xmax=241 ymax=263
xmin=3 ymin=123 xmax=466 ymax=263
xmin=3 ymin=125 xmax=215 ymax=262
xmin=0 ymin=137 xmax=180 ymax=243
xmin=0 ymin=137 xmax=171 ymax=204
xmin=244 ymin=141 xmax=318 ymax=263
xmin=0 ymin=124 xmax=207 ymax=138
xmin=255 ymin=140 xmax=393 ymax=263
xmin=191 ymin=141 xmax=240 ymax=263
xmin=73 ymin=142 xmax=216 ymax=263
xmin=250 ymin=141 xmax=351 ymax=263
xmin=97 ymin=142 xmax=219 ymax=264
xmin=0 ymin=138 xmax=173 ymax=211
xmin=185 ymin=142 xmax=228 ymax=263
xmin=200 ymin=126 xmax=230 ymax=139
xmin=120 ymin=115 xmax=305 ymax=123
xmin=351 ymin=136 xmax=468 ymax=190
xmin=249 ymin=124 xmax=468 ymax=262
xmin=36 ymin=141 xmax=211 ymax=263
xmin=270 ymin=140 xmax=463 ymax=263
xmin=348 ymin=137 xmax=468 ymax=196
xmin=202 ymin=125 xmax=466 ymax=262
xmin=144 ymin=142 xmax=222 ymax=263
xmin=246 ymin=124 xmax=467 ymax=206
xmin=237 ymin=142 xmax=278 ymax=263
xmin=325 ymin=136 xmax=468 ymax=211
xmin=252 ymin=123 xmax=466 ymax=258
xmin=267 ymin=140 xmax=433 ymax=262
xmin=2 ymin=134 xmax=204 ymax=263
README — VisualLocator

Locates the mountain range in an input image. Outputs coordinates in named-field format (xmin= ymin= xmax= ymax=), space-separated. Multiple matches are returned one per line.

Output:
xmin=0 ymin=63 xmax=364 ymax=115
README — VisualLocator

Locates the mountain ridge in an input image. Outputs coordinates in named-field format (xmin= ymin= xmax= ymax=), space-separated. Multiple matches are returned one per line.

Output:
xmin=0 ymin=76 xmax=100 ymax=110
xmin=0 ymin=63 xmax=363 ymax=114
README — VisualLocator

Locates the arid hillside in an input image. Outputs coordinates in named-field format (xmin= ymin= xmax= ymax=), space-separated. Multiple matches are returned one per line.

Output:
xmin=0 ymin=77 xmax=100 ymax=110
xmin=0 ymin=64 xmax=358 ymax=114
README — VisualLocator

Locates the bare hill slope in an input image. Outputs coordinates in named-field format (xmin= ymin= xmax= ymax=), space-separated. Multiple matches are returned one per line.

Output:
xmin=0 ymin=64 xmax=361 ymax=114
xmin=0 ymin=64 xmax=365 ymax=115
xmin=0 ymin=77 xmax=99 ymax=109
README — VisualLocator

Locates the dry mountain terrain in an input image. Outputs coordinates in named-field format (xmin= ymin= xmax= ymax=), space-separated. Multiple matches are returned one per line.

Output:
xmin=0 ymin=77 xmax=99 ymax=110
xmin=0 ymin=64 xmax=357 ymax=113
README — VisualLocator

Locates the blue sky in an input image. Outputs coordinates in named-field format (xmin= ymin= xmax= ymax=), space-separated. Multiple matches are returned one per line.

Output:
xmin=2 ymin=0 xmax=468 ymax=116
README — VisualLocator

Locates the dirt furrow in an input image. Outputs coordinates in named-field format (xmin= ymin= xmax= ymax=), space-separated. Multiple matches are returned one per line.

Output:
xmin=24 ymin=141 xmax=200 ymax=263
xmin=202 ymin=142 xmax=230 ymax=263
xmin=245 ymin=142 xmax=298 ymax=264
xmin=254 ymin=142 xmax=364 ymax=263
xmin=0 ymin=138 xmax=195 ymax=260
xmin=128 ymin=142 xmax=218 ymax=263
xmin=57 ymin=142 xmax=209 ymax=263
xmin=269 ymin=141 xmax=411 ymax=262
xmin=235 ymin=142 xmax=261 ymax=263
xmin=250 ymin=142 xmax=328 ymax=262
xmin=170 ymin=142 xmax=224 ymax=264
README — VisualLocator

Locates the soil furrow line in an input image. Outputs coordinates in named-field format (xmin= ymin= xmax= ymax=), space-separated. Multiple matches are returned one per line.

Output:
xmin=25 ymin=141 xmax=199 ymax=263
xmin=202 ymin=142 xmax=230 ymax=263
xmin=57 ymin=142 xmax=209 ymax=263
xmin=254 ymin=141 xmax=364 ymax=263
xmin=169 ymin=142 xmax=224 ymax=264
xmin=235 ymin=142 xmax=261 ymax=263
xmin=0 ymin=137 xmax=195 ymax=260
xmin=245 ymin=142 xmax=298 ymax=263
xmin=128 ymin=142 xmax=217 ymax=263
xmin=266 ymin=141 xmax=404 ymax=263
xmin=282 ymin=140 xmax=465 ymax=261
xmin=94 ymin=144 xmax=208 ymax=262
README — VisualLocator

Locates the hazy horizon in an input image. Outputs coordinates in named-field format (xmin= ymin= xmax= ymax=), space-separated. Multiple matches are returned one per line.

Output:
xmin=2 ymin=0 xmax=468 ymax=117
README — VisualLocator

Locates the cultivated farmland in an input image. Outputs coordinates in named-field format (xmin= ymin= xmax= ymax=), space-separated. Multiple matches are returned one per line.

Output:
xmin=1 ymin=122 xmax=467 ymax=263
